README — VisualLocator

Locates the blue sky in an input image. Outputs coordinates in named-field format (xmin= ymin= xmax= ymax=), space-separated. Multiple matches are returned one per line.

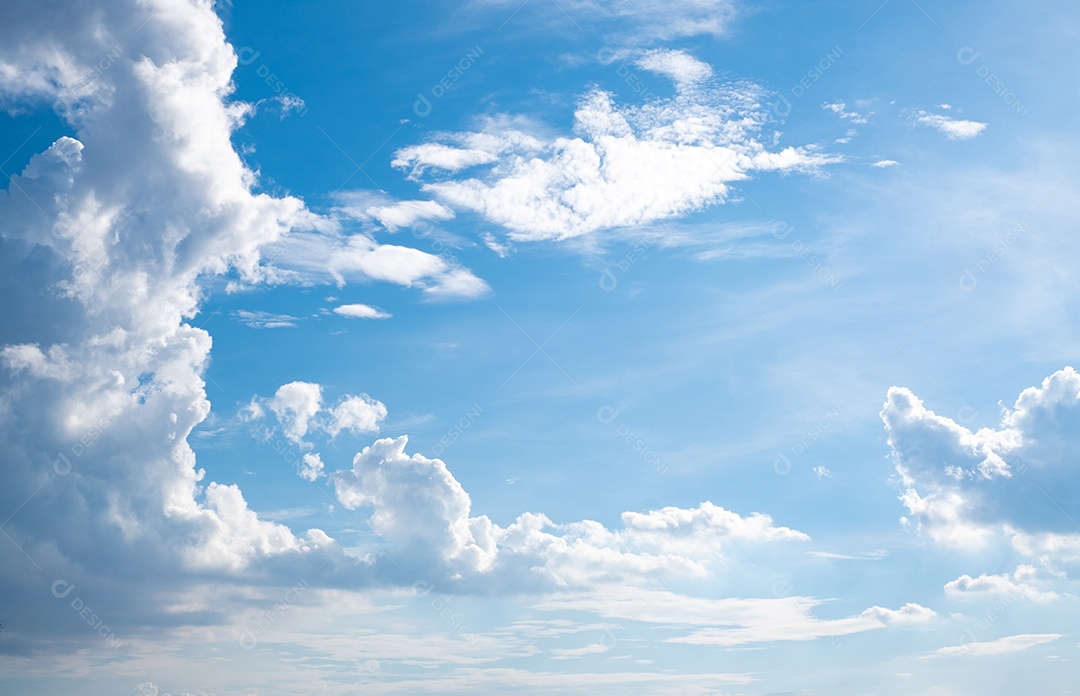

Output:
xmin=1 ymin=0 xmax=1079 ymax=694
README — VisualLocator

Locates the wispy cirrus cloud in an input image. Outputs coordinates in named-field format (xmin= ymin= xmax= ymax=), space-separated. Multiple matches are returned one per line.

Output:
xmin=913 ymin=111 xmax=987 ymax=139
xmin=234 ymin=309 xmax=302 ymax=328
xmin=932 ymin=633 xmax=1062 ymax=657
xmin=473 ymin=0 xmax=740 ymax=40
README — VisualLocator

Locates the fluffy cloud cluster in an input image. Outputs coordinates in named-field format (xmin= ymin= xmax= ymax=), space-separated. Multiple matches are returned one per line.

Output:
xmin=882 ymin=367 xmax=1080 ymax=569
xmin=0 ymin=3 xmax=355 ymax=653
xmin=944 ymin=564 xmax=1059 ymax=602
xmin=392 ymin=49 xmax=837 ymax=241
xmin=0 ymin=0 xmax=453 ymax=628
xmin=331 ymin=436 xmax=808 ymax=588
xmin=246 ymin=380 xmax=388 ymax=449
xmin=0 ymin=0 xmax=476 ymax=589
xmin=0 ymin=0 xmax=935 ymax=670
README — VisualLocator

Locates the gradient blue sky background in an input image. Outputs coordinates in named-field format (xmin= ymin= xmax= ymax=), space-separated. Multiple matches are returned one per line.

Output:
xmin=2 ymin=1 xmax=1079 ymax=694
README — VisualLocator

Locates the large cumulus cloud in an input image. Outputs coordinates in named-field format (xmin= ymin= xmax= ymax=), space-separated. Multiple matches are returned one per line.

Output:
xmin=882 ymin=367 xmax=1080 ymax=569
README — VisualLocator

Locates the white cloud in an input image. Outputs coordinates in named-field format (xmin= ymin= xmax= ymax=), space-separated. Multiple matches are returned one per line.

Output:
xmin=234 ymin=309 xmax=301 ymax=328
xmin=391 ymin=143 xmax=498 ymax=175
xmin=333 ymin=303 xmax=391 ymax=319
xmin=882 ymin=367 xmax=1080 ymax=568
xmin=249 ymin=383 xmax=388 ymax=446
xmin=365 ymin=200 xmax=455 ymax=232
xmin=813 ymin=465 xmax=832 ymax=477
xmin=586 ymin=0 xmax=739 ymax=39
xmin=1009 ymin=530 xmax=1080 ymax=566
xmin=872 ymin=159 xmax=899 ymax=168
xmin=0 ymin=0 xmax=848 ymax=675
xmin=331 ymin=436 xmax=499 ymax=574
xmin=0 ymin=0 xmax=489 ymax=630
xmin=332 ymin=191 xmax=457 ymax=232
xmin=618 ymin=502 xmax=809 ymax=555
xmin=331 ymin=436 xmax=808 ymax=587
xmin=185 ymin=482 xmax=313 ymax=571
xmin=822 ymin=99 xmax=869 ymax=124
xmin=269 ymin=381 xmax=323 ymax=444
xmin=945 ymin=565 xmax=1060 ymax=602
xmin=914 ymin=111 xmax=987 ymax=139
xmin=550 ymin=642 xmax=611 ymax=660
xmin=474 ymin=0 xmax=739 ymax=40
xmin=372 ymin=667 xmax=754 ymax=693
xmin=481 ymin=231 xmax=513 ymax=258
xmin=328 ymin=394 xmax=389 ymax=437
xmin=393 ymin=49 xmax=838 ymax=241
xmin=933 ymin=633 xmax=1062 ymax=657
xmin=300 ymin=452 xmax=325 ymax=482
xmin=668 ymin=601 xmax=935 ymax=646
xmin=636 ymin=48 xmax=712 ymax=90
xmin=0 ymin=0 xmax=350 ymax=611
xmin=806 ymin=550 xmax=888 ymax=561
xmin=538 ymin=589 xmax=934 ymax=647
xmin=266 ymin=229 xmax=490 ymax=300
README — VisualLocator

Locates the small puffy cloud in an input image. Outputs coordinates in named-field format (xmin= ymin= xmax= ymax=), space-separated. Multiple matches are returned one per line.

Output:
xmin=393 ymin=49 xmax=837 ymax=241
xmin=934 ymin=633 xmax=1062 ymax=657
xmin=822 ymin=100 xmax=869 ymax=124
xmin=269 ymin=381 xmax=324 ymax=444
xmin=300 ymin=452 xmax=325 ymax=482
xmin=872 ymin=159 xmax=899 ymax=168
xmin=328 ymin=394 xmax=388 ymax=437
xmin=944 ymin=565 xmax=1059 ymax=602
xmin=914 ymin=111 xmax=987 ymax=139
xmin=333 ymin=303 xmax=391 ymax=319
xmin=813 ymin=465 xmax=832 ymax=477
xmin=859 ymin=603 xmax=938 ymax=626
xmin=618 ymin=502 xmax=808 ymax=557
